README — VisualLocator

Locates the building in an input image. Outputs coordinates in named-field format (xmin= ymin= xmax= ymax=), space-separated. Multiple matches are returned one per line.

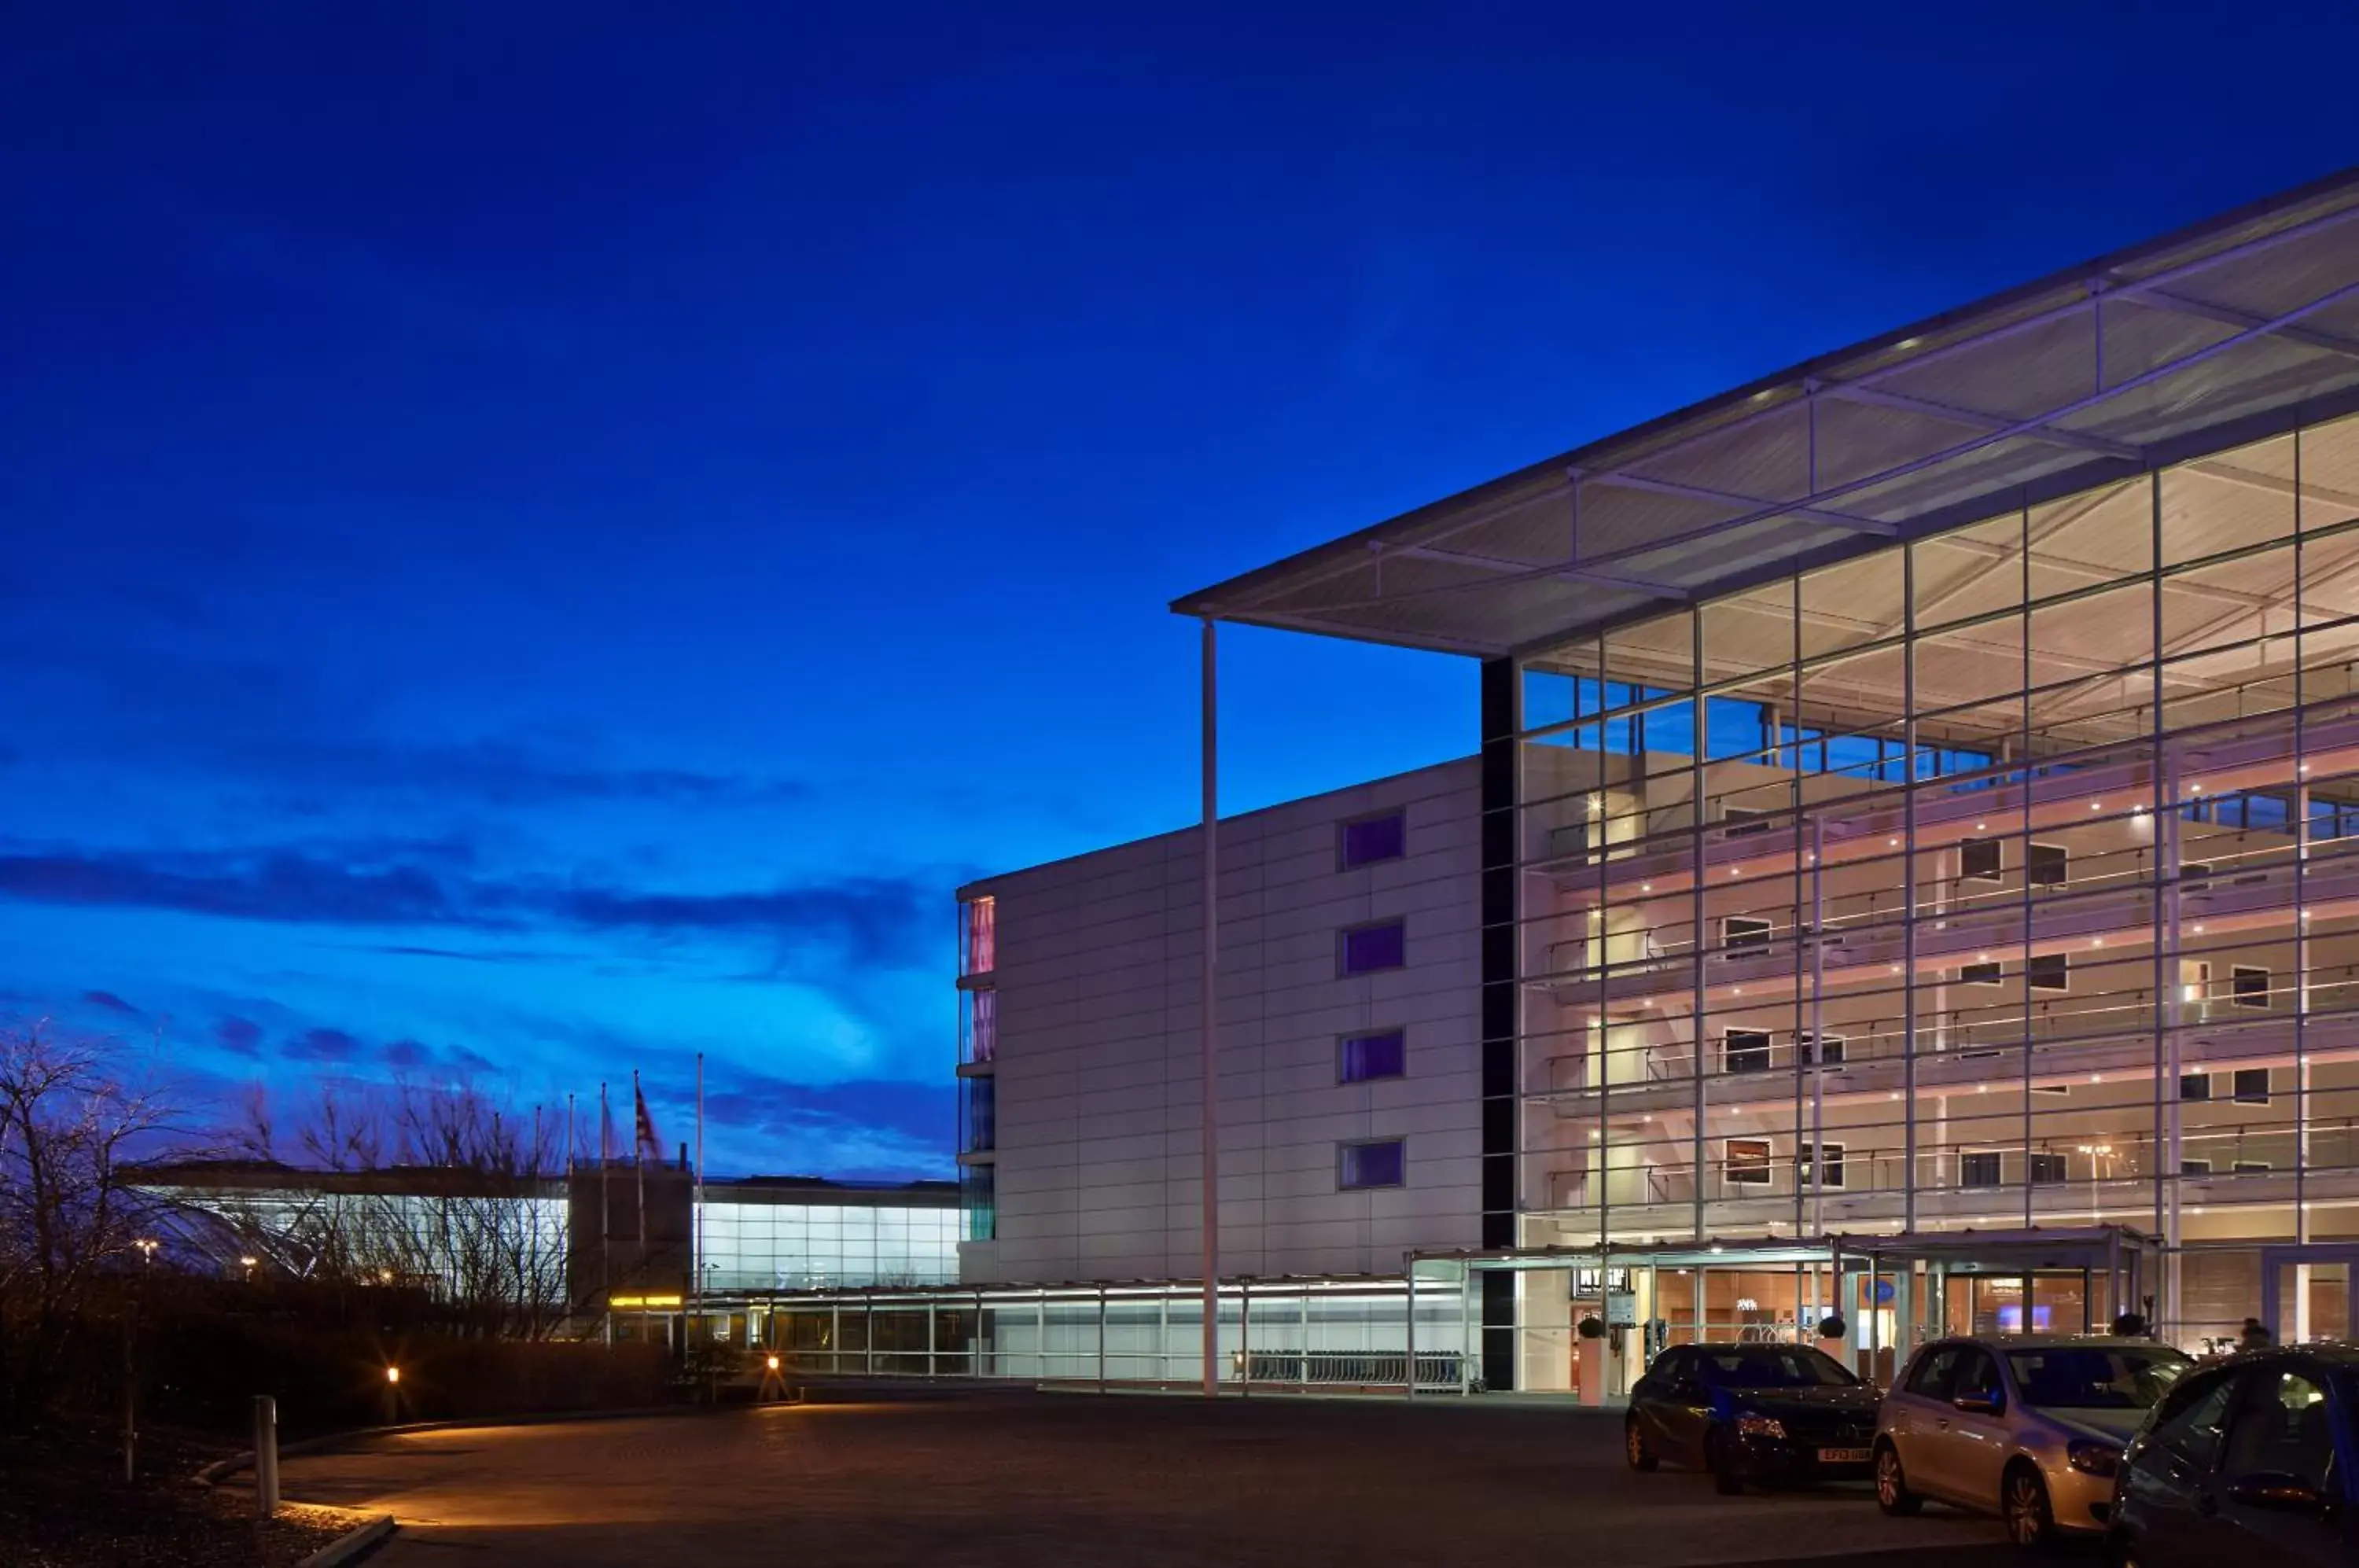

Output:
xmin=143 ymin=1158 xmax=959 ymax=1343
xmin=781 ymin=170 xmax=2359 ymax=1396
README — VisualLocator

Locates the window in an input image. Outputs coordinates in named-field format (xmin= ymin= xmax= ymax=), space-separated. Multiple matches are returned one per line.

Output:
xmin=2232 ymin=966 xmax=2271 ymax=1010
xmin=962 ymin=896 xmax=996 ymax=975
xmin=2181 ymin=859 xmax=2212 ymax=888
xmin=1951 ymin=1347 xmax=2004 ymax=1408
xmin=1798 ymin=1142 xmax=1846 ymax=1189
xmin=2028 ymin=842 xmax=2068 ymax=888
xmin=2221 ymin=1367 xmax=2333 ymax=1492
xmin=2032 ymin=1083 xmax=2071 ymax=1097
xmin=1339 ymin=1028 xmax=1406 ymax=1084
xmin=2029 ymin=1153 xmax=2069 ymax=1184
xmin=961 ymin=1163 xmax=996 ymax=1242
xmin=1960 ymin=962 xmax=2004 ymax=986
xmin=1339 ymin=810 xmax=1407 ymax=870
xmin=1338 ymin=1138 xmax=1406 ymax=1190
xmin=1961 ymin=1151 xmax=2004 ymax=1187
xmin=1799 ymin=1032 xmax=1845 ymax=1068
xmin=1725 ymin=1138 xmax=1772 ymax=1187
xmin=2147 ymin=1370 xmax=2236 ymax=1470
xmin=1961 ymin=837 xmax=2003 ymax=881
xmin=961 ymin=1077 xmax=995 ymax=1153
xmin=2233 ymin=1068 xmax=2270 ymax=1105
xmin=2181 ymin=1158 xmax=2214 ymax=1176
xmin=1906 ymin=1345 xmax=1964 ymax=1399
xmin=1722 ymin=915 xmax=1772 ymax=952
xmin=1723 ymin=1029 xmax=1772 ymax=1074
xmin=2027 ymin=952 xmax=2070 ymax=993
xmin=968 ymin=988 xmax=996 ymax=1065
xmin=1722 ymin=806 xmax=1772 ymax=837
xmin=2233 ymin=1161 xmax=2273 ymax=1176
xmin=2181 ymin=1073 xmax=2214 ymax=1102
xmin=1340 ymin=918 xmax=1406 ymax=976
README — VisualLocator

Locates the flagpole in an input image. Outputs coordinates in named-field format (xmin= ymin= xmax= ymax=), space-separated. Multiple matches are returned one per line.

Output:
xmin=633 ymin=1069 xmax=647 ymax=1262
xmin=694 ymin=1052 xmax=705 ymax=1322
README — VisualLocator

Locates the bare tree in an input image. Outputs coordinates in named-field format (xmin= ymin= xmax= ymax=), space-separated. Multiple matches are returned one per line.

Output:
xmin=0 ymin=1021 xmax=177 ymax=1426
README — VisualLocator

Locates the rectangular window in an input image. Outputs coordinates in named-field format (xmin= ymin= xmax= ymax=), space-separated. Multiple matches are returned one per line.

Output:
xmin=1339 ymin=1028 xmax=1406 ymax=1084
xmin=1338 ymin=1138 xmax=1406 ymax=1190
xmin=2181 ymin=859 xmax=2212 ymax=889
xmin=2232 ymin=966 xmax=2271 ymax=1010
xmin=2181 ymin=1158 xmax=2213 ymax=1177
xmin=1725 ymin=1138 xmax=1772 ymax=1187
xmin=1339 ymin=810 xmax=1407 ymax=870
xmin=2181 ymin=1073 xmax=2214 ymax=1102
xmin=1799 ymin=1032 xmax=1845 ymax=1068
xmin=2232 ymin=1161 xmax=2273 ymax=1176
xmin=2232 ymin=1068 xmax=2271 ymax=1105
xmin=2027 ymin=842 xmax=2069 ymax=888
xmin=1339 ymin=918 xmax=1407 ymax=976
xmin=1722 ymin=915 xmax=1772 ymax=952
xmin=1798 ymin=1142 xmax=1846 ymax=1189
xmin=962 ymin=896 xmax=996 ymax=975
xmin=1960 ymin=837 xmax=2003 ymax=881
xmin=2027 ymin=952 xmax=2070 ymax=992
xmin=968 ymin=988 xmax=996 ymax=1065
xmin=2029 ymin=1153 xmax=2069 ymax=1184
xmin=1722 ymin=806 xmax=1772 ymax=837
xmin=1960 ymin=962 xmax=2004 ymax=986
xmin=1723 ymin=1029 xmax=1772 ymax=1074
xmin=1961 ymin=1151 xmax=2004 ymax=1187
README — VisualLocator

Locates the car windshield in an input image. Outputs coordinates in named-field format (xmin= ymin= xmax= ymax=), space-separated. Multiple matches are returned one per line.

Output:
xmin=1695 ymin=1347 xmax=1857 ymax=1389
xmin=2005 ymin=1346 xmax=2190 ymax=1409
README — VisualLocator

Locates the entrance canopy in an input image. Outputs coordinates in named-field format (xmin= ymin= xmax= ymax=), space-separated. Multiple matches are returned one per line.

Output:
xmin=1176 ymin=169 xmax=2359 ymax=660
xmin=1413 ymin=1224 xmax=2156 ymax=1279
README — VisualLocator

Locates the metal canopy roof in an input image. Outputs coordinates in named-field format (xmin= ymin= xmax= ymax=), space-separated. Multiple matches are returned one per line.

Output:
xmin=1174 ymin=167 xmax=2359 ymax=661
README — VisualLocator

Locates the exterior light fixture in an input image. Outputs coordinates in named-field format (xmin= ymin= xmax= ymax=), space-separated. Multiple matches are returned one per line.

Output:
xmin=386 ymin=1366 xmax=400 ymax=1386
xmin=767 ymin=1354 xmax=782 ymax=1372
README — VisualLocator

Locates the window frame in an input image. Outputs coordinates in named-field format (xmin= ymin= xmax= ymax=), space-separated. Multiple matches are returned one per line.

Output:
xmin=1721 ymin=915 xmax=1772 ymax=953
xmin=1960 ymin=1150 xmax=2004 ymax=1188
xmin=2026 ymin=951 xmax=2070 ymax=993
xmin=1337 ymin=1136 xmax=1408 ymax=1191
xmin=2232 ymin=965 xmax=2272 ymax=1010
xmin=2181 ymin=1072 xmax=2214 ymax=1102
xmin=1798 ymin=1140 xmax=1846 ymax=1190
xmin=1338 ymin=808 xmax=1408 ymax=870
xmin=1724 ymin=1137 xmax=1773 ymax=1187
xmin=2028 ymin=1152 xmax=2069 ymax=1185
xmin=2232 ymin=1067 xmax=2271 ymax=1105
xmin=1338 ymin=917 xmax=1408 ymax=977
xmin=1960 ymin=837 xmax=2004 ymax=882
xmin=1960 ymin=961 xmax=2004 ymax=987
xmin=1338 ymin=1026 xmax=1407 ymax=1084
xmin=2026 ymin=841 xmax=2069 ymax=888
xmin=1722 ymin=1027 xmax=1772 ymax=1074
xmin=1799 ymin=1031 xmax=1846 ymax=1068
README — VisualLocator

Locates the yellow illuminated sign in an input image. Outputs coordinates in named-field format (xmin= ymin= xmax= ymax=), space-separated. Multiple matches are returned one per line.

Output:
xmin=609 ymin=1294 xmax=684 ymax=1309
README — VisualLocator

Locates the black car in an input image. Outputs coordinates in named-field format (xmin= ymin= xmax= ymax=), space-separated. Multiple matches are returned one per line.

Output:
xmin=1625 ymin=1342 xmax=1881 ymax=1494
xmin=2111 ymin=1345 xmax=2359 ymax=1568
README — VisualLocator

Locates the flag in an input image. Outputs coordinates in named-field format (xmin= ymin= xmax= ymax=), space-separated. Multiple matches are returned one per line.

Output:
xmin=634 ymin=1073 xmax=661 ymax=1160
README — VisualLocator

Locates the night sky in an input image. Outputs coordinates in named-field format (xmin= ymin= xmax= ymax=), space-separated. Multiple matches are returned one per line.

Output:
xmin=4 ymin=4 xmax=2355 ymax=1178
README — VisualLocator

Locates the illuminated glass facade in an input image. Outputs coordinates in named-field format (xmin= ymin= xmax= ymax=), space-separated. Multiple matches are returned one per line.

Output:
xmin=1513 ymin=410 xmax=2359 ymax=1347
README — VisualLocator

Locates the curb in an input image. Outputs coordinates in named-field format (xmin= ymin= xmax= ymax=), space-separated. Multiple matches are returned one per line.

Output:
xmin=293 ymin=1513 xmax=396 ymax=1568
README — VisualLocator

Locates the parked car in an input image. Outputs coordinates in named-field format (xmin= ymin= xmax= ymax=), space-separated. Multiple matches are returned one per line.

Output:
xmin=1625 ymin=1342 xmax=1880 ymax=1493
xmin=1873 ymin=1334 xmax=2191 ymax=1548
xmin=2110 ymin=1345 xmax=2358 ymax=1568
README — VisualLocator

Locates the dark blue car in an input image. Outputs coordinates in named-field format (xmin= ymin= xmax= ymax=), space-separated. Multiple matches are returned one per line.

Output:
xmin=2112 ymin=1345 xmax=2359 ymax=1567
xmin=1625 ymin=1343 xmax=1880 ymax=1495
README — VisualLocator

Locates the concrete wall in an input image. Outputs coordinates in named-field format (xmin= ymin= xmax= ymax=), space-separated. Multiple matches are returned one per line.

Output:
xmin=965 ymin=757 xmax=1483 ymax=1284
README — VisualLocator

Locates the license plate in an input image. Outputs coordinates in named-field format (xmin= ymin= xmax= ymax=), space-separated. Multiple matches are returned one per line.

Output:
xmin=1818 ymin=1447 xmax=1871 ymax=1464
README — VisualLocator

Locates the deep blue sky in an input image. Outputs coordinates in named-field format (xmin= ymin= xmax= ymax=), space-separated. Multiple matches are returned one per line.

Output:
xmin=3 ymin=3 xmax=2354 ymax=1176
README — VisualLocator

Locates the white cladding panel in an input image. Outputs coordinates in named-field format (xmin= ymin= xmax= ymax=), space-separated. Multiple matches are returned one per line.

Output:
xmin=969 ymin=757 xmax=1482 ymax=1283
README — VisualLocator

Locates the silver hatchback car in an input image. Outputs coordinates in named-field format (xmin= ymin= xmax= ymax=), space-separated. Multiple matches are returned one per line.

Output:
xmin=1874 ymin=1335 xmax=2191 ymax=1548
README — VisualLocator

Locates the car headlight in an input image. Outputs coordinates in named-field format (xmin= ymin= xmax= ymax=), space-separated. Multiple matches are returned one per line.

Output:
xmin=2066 ymin=1438 xmax=2121 ymax=1478
xmin=1735 ymin=1413 xmax=1787 ymax=1440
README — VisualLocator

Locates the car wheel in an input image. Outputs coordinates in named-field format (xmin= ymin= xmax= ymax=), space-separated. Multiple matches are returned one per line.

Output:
xmin=1625 ymin=1416 xmax=1658 ymax=1472
xmin=1706 ymin=1429 xmax=1744 ymax=1495
xmin=1873 ymin=1441 xmax=1922 ymax=1516
xmin=2002 ymin=1462 xmax=2055 ymax=1551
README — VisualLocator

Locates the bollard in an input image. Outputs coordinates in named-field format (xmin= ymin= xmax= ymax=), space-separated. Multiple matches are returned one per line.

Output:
xmin=252 ymin=1395 xmax=280 ymax=1519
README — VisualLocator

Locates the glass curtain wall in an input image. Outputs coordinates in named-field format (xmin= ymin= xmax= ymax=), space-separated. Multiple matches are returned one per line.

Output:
xmin=1515 ymin=410 xmax=2359 ymax=1345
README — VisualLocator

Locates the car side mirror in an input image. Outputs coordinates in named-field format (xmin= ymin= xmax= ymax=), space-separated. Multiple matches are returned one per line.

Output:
xmin=2228 ymin=1474 xmax=2333 ymax=1517
xmin=1952 ymin=1391 xmax=2002 ymax=1415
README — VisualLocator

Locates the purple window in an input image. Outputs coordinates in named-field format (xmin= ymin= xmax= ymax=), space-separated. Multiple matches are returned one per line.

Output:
xmin=1340 ymin=918 xmax=1405 ymax=976
xmin=1340 ymin=810 xmax=1407 ymax=869
xmin=1340 ymin=1028 xmax=1406 ymax=1083
xmin=1339 ymin=1139 xmax=1406 ymax=1190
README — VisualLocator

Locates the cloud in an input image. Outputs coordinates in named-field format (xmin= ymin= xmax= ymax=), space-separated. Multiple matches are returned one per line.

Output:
xmin=0 ymin=840 xmax=948 ymax=967
xmin=214 ymin=1015 xmax=264 ymax=1055
xmin=282 ymin=1026 xmax=362 ymax=1062
xmin=82 ymin=988 xmax=141 ymax=1015
xmin=381 ymin=1038 xmax=434 ymax=1070
xmin=699 ymin=1068 xmax=955 ymax=1159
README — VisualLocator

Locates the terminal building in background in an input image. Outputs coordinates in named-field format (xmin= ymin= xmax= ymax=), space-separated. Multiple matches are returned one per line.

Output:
xmin=785 ymin=169 xmax=2359 ymax=1400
